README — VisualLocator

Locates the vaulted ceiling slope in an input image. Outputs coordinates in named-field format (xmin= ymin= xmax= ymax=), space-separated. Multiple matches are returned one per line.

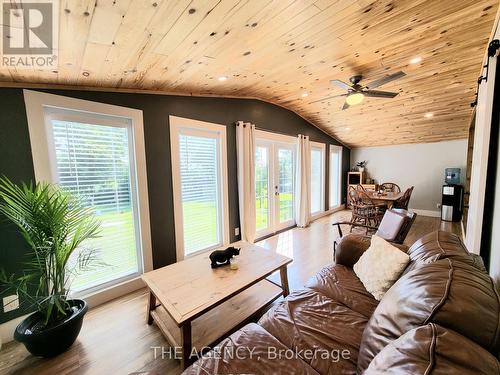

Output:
xmin=0 ymin=0 xmax=497 ymax=147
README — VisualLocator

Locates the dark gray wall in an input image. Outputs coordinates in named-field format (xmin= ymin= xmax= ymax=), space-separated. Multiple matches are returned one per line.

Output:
xmin=0 ymin=87 xmax=349 ymax=323
xmin=0 ymin=89 xmax=36 ymax=324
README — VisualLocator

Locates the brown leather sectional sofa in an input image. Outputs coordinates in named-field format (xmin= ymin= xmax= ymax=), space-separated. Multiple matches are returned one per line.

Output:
xmin=183 ymin=231 xmax=500 ymax=374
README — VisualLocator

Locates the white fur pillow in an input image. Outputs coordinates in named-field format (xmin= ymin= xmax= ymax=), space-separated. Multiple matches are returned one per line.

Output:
xmin=353 ymin=235 xmax=410 ymax=300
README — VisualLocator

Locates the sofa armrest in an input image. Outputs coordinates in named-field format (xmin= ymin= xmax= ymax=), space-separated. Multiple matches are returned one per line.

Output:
xmin=335 ymin=234 xmax=371 ymax=267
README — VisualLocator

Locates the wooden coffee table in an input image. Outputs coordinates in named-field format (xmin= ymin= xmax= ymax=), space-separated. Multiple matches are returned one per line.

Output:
xmin=142 ymin=243 xmax=292 ymax=369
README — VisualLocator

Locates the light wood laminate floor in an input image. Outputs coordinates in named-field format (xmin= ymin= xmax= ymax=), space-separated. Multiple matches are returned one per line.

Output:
xmin=0 ymin=210 xmax=460 ymax=375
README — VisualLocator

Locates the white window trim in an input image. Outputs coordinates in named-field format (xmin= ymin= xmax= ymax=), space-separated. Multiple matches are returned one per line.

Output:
xmin=255 ymin=129 xmax=296 ymax=144
xmin=329 ymin=145 xmax=343 ymax=210
xmin=22 ymin=89 xmax=153 ymax=307
xmin=169 ymin=115 xmax=230 ymax=261
xmin=310 ymin=141 xmax=326 ymax=218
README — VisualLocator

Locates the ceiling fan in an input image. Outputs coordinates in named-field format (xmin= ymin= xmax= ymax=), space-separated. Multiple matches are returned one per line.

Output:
xmin=310 ymin=71 xmax=406 ymax=110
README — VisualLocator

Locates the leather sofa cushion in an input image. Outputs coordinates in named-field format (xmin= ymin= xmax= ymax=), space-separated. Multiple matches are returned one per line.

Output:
xmin=182 ymin=323 xmax=319 ymax=375
xmin=334 ymin=234 xmax=371 ymax=268
xmin=259 ymin=288 xmax=367 ymax=375
xmin=365 ymin=324 xmax=500 ymax=375
xmin=404 ymin=231 xmax=486 ymax=274
xmin=305 ymin=264 xmax=378 ymax=318
xmin=335 ymin=234 xmax=408 ymax=270
xmin=357 ymin=258 xmax=500 ymax=372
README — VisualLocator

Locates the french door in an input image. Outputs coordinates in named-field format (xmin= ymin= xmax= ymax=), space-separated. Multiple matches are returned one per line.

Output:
xmin=255 ymin=139 xmax=295 ymax=237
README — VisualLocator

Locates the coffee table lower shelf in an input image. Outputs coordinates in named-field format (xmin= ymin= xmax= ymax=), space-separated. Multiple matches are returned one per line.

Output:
xmin=150 ymin=279 xmax=283 ymax=351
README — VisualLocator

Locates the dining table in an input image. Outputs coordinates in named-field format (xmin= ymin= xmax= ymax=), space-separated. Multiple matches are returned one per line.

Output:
xmin=365 ymin=190 xmax=404 ymax=208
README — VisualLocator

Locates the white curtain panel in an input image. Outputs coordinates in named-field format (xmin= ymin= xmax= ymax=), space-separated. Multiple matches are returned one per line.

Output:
xmin=236 ymin=121 xmax=256 ymax=243
xmin=295 ymin=134 xmax=311 ymax=228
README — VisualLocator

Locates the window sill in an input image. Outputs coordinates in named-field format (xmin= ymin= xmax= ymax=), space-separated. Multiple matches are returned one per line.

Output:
xmin=72 ymin=275 xmax=146 ymax=309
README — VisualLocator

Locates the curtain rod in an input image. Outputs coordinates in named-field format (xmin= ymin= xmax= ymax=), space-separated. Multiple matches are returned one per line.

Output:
xmin=235 ymin=121 xmax=344 ymax=146
xmin=255 ymin=126 xmax=298 ymax=138
xmin=235 ymin=121 xmax=299 ymax=138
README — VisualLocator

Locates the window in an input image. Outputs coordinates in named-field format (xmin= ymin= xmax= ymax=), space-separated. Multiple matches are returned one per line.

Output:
xmin=170 ymin=116 xmax=229 ymax=259
xmin=329 ymin=145 xmax=343 ymax=209
xmin=278 ymin=147 xmax=294 ymax=223
xmin=254 ymin=130 xmax=296 ymax=237
xmin=310 ymin=142 xmax=326 ymax=216
xmin=255 ymin=145 xmax=270 ymax=232
xmin=49 ymin=116 xmax=140 ymax=291
xmin=23 ymin=90 xmax=152 ymax=301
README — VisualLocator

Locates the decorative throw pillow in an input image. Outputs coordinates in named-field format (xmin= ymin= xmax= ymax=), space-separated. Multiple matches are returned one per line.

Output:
xmin=353 ymin=235 xmax=410 ymax=300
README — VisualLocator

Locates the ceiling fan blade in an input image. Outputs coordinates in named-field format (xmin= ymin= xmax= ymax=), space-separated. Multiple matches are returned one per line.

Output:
xmin=309 ymin=93 xmax=348 ymax=104
xmin=342 ymin=101 xmax=350 ymax=110
xmin=330 ymin=79 xmax=352 ymax=91
xmin=364 ymin=90 xmax=399 ymax=98
xmin=365 ymin=71 xmax=406 ymax=89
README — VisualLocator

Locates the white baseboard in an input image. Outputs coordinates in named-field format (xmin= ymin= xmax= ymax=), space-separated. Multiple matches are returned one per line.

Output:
xmin=412 ymin=209 xmax=441 ymax=218
xmin=310 ymin=205 xmax=346 ymax=222
xmin=79 ymin=276 xmax=145 ymax=309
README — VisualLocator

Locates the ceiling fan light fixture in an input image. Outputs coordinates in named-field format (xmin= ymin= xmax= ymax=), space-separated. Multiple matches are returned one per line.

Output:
xmin=345 ymin=92 xmax=364 ymax=106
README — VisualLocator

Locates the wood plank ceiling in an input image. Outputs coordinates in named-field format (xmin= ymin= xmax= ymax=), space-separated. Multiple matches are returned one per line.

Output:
xmin=1 ymin=0 xmax=497 ymax=147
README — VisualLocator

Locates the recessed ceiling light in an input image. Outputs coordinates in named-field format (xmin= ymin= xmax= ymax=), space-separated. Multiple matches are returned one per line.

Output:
xmin=425 ymin=112 xmax=433 ymax=118
xmin=301 ymin=92 xmax=308 ymax=97
xmin=410 ymin=56 xmax=422 ymax=64
xmin=345 ymin=127 xmax=351 ymax=131
xmin=218 ymin=76 xmax=228 ymax=81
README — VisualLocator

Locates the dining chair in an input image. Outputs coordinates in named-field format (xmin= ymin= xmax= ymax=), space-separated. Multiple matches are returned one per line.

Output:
xmin=393 ymin=186 xmax=414 ymax=210
xmin=355 ymin=184 xmax=366 ymax=191
xmin=349 ymin=189 xmax=386 ymax=233
xmin=358 ymin=188 xmax=388 ymax=212
xmin=332 ymin=209 xmax=417 ymax=257
xmin=380 ymin=182 xmax=401 ymax=193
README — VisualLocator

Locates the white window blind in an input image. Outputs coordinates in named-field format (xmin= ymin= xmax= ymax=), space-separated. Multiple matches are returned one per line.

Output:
xmin=310 ymin=144 xmax=325 ymax=214
xmin=50 ymin=118 xmax=140 ymax=292
xmin=178 ymin=131 xmax=222 ymax=255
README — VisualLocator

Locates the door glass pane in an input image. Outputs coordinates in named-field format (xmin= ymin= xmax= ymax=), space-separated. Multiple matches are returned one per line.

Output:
xmin=330 ymin=151 xmax=340 ymax=207
xmin=278 ymin=148 xmax=294 ymax=222
xmin=179 ymin=134 xmax=220 ymax=255
xmin=51 ymin=120 xmax=139 ymax=292
xmin=255 ymin=146 xmax=269 ymax=231
xmin=311 ymin=148 xmax=323 ymax=213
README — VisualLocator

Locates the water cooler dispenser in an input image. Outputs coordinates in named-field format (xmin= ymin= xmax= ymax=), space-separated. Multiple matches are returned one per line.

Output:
xmin=441 ymin=168 xmax=463 ymax=222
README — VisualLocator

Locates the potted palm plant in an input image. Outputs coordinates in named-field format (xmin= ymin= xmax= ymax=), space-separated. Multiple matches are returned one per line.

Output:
xmin=0 ymin=177 xmax=100 ymax=357
xmin=356 ymin=160 xmax=367 ymax=172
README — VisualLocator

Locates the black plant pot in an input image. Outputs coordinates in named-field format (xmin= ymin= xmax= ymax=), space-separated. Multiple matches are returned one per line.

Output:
xmin=14 ymin=299 xmax=88 ymax=357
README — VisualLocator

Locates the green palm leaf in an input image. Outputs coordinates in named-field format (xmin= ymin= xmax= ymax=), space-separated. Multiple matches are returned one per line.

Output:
xmin=0 ymin=176 xmax=101 ymax=326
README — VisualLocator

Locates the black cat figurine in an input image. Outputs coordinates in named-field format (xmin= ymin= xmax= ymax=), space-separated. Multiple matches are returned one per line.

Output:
xmin=209 ymin=247 xmax=240 ymax=268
